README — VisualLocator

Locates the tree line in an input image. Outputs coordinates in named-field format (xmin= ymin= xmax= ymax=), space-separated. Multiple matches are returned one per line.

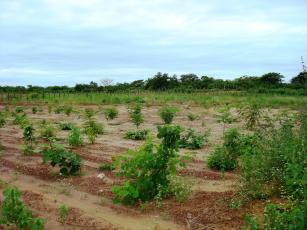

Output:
xmin=0 ymin=71 xmax=306 ymax=93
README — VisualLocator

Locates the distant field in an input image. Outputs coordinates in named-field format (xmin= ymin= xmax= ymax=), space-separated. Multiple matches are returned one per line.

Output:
xmin=1 ymin=91 xmax=307 ymax=108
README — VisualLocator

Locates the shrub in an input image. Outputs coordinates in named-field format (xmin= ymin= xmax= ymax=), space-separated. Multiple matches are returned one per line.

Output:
xmin=32 ymin=107 xmax=38 ymax=114
xmin=216 ymin=105 xmax=234 ymax=134
xmin=42 ymin=143 xmax=82 ymax=175
xmin=104 ymin=107 xmax=118 ymax=120
xmin=125 ymin=129 xmax=149 ymax=140
xmin=207 ymin=128 xmax=242 ymax=171
xmin=239 ymin=104 xmax=262 ymax=130
xmin=207 ymin=145 xmax=237 ymax=171
xmin=68 ymin=127 xmax=83 ymax=147
xmin=22 ymin=124 xmax=35 ymax=155
xmin=179 ymin=128 xmax=209 ymax=149
xmin=83 ymin=119 xmax=104 ymax=144
xmin=112 ymin=125 xmax=182 ymax=205
xmin=243 ymin=201 xmax=307 ymax=230
xmin=130 ymin=104 xmax=144 ymax=128
xmin=159 ymin=106 xmax=178 ymax=124
xmin=0 ymin=187 xmax=44 ymax=229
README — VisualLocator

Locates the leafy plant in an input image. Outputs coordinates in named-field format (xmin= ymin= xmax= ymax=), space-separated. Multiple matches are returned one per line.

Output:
xmin=42 ymin=143 xmax=82 ymax=175
xmin=83 ymin=119 xmax=104 ymax=144
xmin=112 ymin=125 xmax=183 ymax=205
xmin=104 ymin=107 xmax=118 ymax=120
xmin=125 ymin=129 xmax=149 ymax=140
xmin=207 ymin=145 xmax=237 ymax=171
xmin=58 ymin=204 xmax=69 ymax=224
xmin=159 ymin=106 xmax=178 ymax=124
xmin=0 ymin=187 xmax=44 ymax=230
xmin=22 ymin=124 xmax=35 ymax=155
xmin=68 ymin=127 xmax=83 ymax=147
xmin=179 ymin=128 xmax=209 ymax=149
xmin=216 ymin=105 xmax=234 ymax=134
xmin=239 ymin=104 xmax=262 ymax=130
xmin=207 ymin=128 xmax=241 ymax=171
xmin=130 ymin=104 xmax=144 ymax=128
xmin=12 ymin=113 xmax=29 ymax=128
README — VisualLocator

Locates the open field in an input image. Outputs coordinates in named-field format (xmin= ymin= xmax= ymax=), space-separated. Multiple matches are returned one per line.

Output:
xmin=0 ymin=96 xmax=306 ymax=230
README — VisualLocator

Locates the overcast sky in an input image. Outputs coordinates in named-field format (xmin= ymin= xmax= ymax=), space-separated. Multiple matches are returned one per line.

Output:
xmin=0 ymin=0 xmax=306 ymax=86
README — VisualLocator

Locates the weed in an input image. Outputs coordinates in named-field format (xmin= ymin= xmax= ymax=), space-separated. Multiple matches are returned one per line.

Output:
xmin=239 ymin=104 xmax=262 ymax=130
xmin=58 ymin=204 xmax=69 ymax=224
xmin=68 ymin=127 xmax=83 ymax=147
xmin=0 ymin=187 xmax=44 ymax=229
xmin=15 ymin=106 xmax=24 ymax=113
xmin=59 ymin=122 xmax=75 ymax=130
xmin=159 ymin=106 xmax=178 ymax=124
xmin=130 ymin=104 xmax=144 ymax=128
xmin=104 ymin=107 xmax=118 ymax=120
xmin=125 ymin=129 xmax=149 ymax=140
xmin=98 ymin=163 xmax=115 ymax=171
xmin=179 ymin=128 xmax=209 ymax=149
xmin=112 ymin=125 xmax=184 ymax=205
xmin=216 ymin=105 xmax=234 ymax=134
xmin=42 ymin=143 xmax=82 ymax=176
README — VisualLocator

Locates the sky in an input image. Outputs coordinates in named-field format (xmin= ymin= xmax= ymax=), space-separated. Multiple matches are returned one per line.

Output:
xmin=0 ymin=0 xmax=306 ymax=86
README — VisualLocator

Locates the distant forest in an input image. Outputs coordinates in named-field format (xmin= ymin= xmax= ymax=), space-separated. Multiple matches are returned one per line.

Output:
xmin=1 ymin=71 xmax=306 ymax=94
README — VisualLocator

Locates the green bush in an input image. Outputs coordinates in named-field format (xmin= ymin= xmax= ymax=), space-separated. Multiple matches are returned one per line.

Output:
xmin=83 ymin=119 xmax=104 ymax=144
xmin=239 ymin=113 xmax=307 ymax=200
xmin=63 ymin=105 xmax=73 ymax=116
xmin=179 ymin=128 xmax=209 ymax=149
xmin=159 ymin=106 xmax=178 ymax=124
xmin=112 ymin=125 xmax=182 ymax=205
xmin=22 ymin=124 xmax=35 ymax=155
xmin=42 ymin=143 xmax=82 ymax=176
xmin=130 ymin=104 xmax=144 ymax=128
xmin=12 ymin=113 xmax=29 ymax=128
xmin=104 ymin=107 xmax=118 ymax=120
xmin=0 ymin=187 xmax=44 ymax=229
xmin=207 ymin=145 xmax=237 ymax=171
xmin=84 ymin=108 xmax=95 ymax=119
xmin=243 ymin=201 xmax=307 ymax=230
xmin=125 ymin=129 xmax=149 ymax=140
xmin=207 ymin=128 xmax=242 ymax=171
xmin=239 ymin=104 xmax=262 ymax=130
xmin=68 ymin=127 xmax=83 ymax=147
